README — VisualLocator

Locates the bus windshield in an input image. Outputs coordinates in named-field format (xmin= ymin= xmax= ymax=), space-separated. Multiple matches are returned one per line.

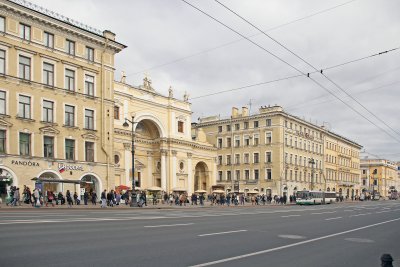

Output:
xmin=296 ymin=191 xmax=309 ymax=200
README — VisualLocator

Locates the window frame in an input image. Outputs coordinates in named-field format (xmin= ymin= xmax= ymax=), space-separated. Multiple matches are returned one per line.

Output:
xmin=44 ymin=32 xmax=54 ymax=48
xmin=64 ymin=104 xmax=75 ymax=127
xmin=43 ymin=62 xmax=54 ymax=86
xmin=84 ymin=109 xmax=94 ymax=130
xmin=43 ymin=135 xmax=54 ymax=158
xmin=18 ymin=95 xmax=31 ymax=119
xmin=86 ymin=46 xmax=94 ymax=61
xmin=42 ymin=99 xmax=54 ymax=123
xmin=19 ymin=55 xmax=31 ymax=80
xmin=0 ymin=129 xmax=6 ymax=153
xmin=0 ymin=90 xmax=6 ymax=115
xmin=85 ymin=141 xmax=95 ymax=162
xmin=19 ymin=132 xmax=31 ymax=156
xmin=19 ymin=23 xmax=31 ymax=40
xmin=65 ymin=138 xmax=75 ymax=160
xmin=66 ymin=39 xmax=75 ymax=55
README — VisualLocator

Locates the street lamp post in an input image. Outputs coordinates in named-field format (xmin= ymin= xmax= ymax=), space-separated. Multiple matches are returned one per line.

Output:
xmin=123 ymin=116 xmax=138 ymax=207
xmin=309 ymin=158 xmax=315 ymax=191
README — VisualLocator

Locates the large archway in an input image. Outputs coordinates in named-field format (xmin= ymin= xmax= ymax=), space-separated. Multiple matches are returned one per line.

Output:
xmin=194 ymin=162 xmax=209 ymax=192
xmin=0 ymin=167 xmax=17 ymax=199
xmin=80 ymin=174 xmax=101 ymax=199
xmin=133 ymin=119 xmax=162 ymax=189
xmin=37 ymin=170 xmax=62 ymax=193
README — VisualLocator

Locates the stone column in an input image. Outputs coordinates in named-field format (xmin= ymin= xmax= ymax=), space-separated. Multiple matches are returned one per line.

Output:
xmin=187 ymin=153 xmax=193 ymax=195
xmin=172 ymin=150 xmax=177 ymax=189
xmin=147 ymin=152 xmax=153 ymax=188
xmin=123 ymin=143 xmax=131 ymax=186
xmin=161 ymin=149 xmax=168 ymax=191
xmin=212 ymin=157 xmax=217 ymax=187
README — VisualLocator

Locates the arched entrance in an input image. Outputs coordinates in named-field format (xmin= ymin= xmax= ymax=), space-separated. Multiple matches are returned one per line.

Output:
xmin=80 ymin=174 xmax=101 ymax=198
xmin=38 ymin=171 xmax=62 ymax=193
xmin=0 ymin=167 xmax=16 ymax=199
xmin=194 ymin=162 xmax=209 ymax=192
xmin=134 ymin=119 xmax=161 ymax=188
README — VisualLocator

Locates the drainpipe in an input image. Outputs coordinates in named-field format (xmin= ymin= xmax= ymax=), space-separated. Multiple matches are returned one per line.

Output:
xmin=100 ymin=38 xmax=110 ymax=190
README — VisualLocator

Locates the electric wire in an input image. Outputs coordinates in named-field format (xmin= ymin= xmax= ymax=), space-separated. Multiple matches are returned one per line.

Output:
xmin=124 ymin=0 xmax=357 ymax=77
xmin=210 ymin=0 xmax=400 ymax=141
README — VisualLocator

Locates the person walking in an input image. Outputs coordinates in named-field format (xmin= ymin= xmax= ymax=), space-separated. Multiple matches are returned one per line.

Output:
xmin=101 ymin=190 xmax=107 ymax=208
xmin=46 ymin=191 xmax=55 ymax=207
xmin=66 ymin=190 xmax=73 ymax=208
xmin=83 ymin=191 xmax=89 ymax=205
xmin=91 ymin=191 xmax=97 ymax=205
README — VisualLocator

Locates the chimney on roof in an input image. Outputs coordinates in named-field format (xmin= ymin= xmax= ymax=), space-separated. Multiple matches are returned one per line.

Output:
xmin=232 ymin=107 xmax=239 ymax=118
xmin=242 ymin=107 xmax=249 ymax=117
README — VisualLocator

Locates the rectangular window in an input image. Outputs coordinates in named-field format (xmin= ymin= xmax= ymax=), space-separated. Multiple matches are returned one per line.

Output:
xmin=226 ymin=137 xmax=231 ymax=148
xmin=217 ymin=138 xmax=222 ymax=148
xmin=254 ymin=121 xmax=259 ymax=128
xmin=234 ymin=136 xmax=240 ymax=147
xmin=44 ymin=32 xmax=54 ymax=48
xmin=85 ymin=74 xmax=94 ymax=96
xmin=43 ymin=136 xmax=54 ymax=158
xmin=265 ymin=132 xmax=272 ymax=144
xmin=235 ymin=154 xmax=240 ymax=164
xmin=178 ymin=121 xmax=184 ymax=133
xmin=244 ymin=135 xmax=250 ymax=146
xmin=18 ymin=95 xmax=31 ymax=119
xmin=0 ymin=49 xmax=5 ymax=74
xmin=254 ymin=153 xmax=259 ymax=163
xmin=19 ymin=132 xmax=30 ymax=156
xmin=266 ymin=119 xmax=271 ymax=126
xmin=66 ymin=39 xmax=75 ymax=55
xmin=65 ymin=139 xmax=75 ymax=160
xmin=218 ymin=171 xmax=223 ymax=181
xmin=235 ymin=123 xmax=240 ymax=130
xmin=218 ymin=126 xmax=222 ymax=133
xmin=226 ymin=155 xmax=231 ymax=165
xmin=244 ymin=121 xmax=249 ymax=129
xmin=253 ymin=134 xmax=259 ymax=145
xmin=226 ymin=125 xmax=231 ymax=132
xmin=86 ymin=46 xmax=94 ymax=61
xmin=43 ymin=62 xmax=54 ymax=86
xmin=42 ymin=100 xmax=54 ymax=123
xmin=235 ymin=170 xmax=240 ymax=180
xmin=19 ymin=23 xmax=30 ymax=40
xmin=266 ymin=169 xmax=272 ymax=180
xmin=114 ymin=106 xmax=119 ymax=120
xmin=0 ymin=130 xmax=6 ymax=153
xmin=266 ymin=152 xmax=272 ymax=163
xmin=0 ymin=16 xmax=5 ymax=32
xmin=254 ymin=170 xmax=259 ymax=180
xmin=85 ymin=109 xmax=94 ymax=130
xmin=19 ymin=55 xmax=31 ymax=80
xmin=85 ymin=141 xmax=94 ymax=162
xmin=65 ymin=105 xmax=75 ymax=126
xmin=0 ymin=90 xmax=5 ymax=114
xmin=218 ymin=156 xmax=222 ymax=165
xmin=245 ymin=170 xmax=250 ymax=180
xmin=227 ymin=171 xmax=231 ymax=181
xmin=244 ymin=153 xmax=249 ymax=164
xmin=65 ymin=69 xmax=75 ymax=91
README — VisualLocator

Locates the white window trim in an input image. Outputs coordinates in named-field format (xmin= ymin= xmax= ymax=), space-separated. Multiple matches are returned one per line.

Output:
xmin=226 ymin=170 xmax=231 ymax=181
xmin=85 ymin=140 xmax=96 ymax=162
xmin=83 ymin=71 xmax=96 ymax=96
xmin=64 ymin=137 xmax=77 ymax=161
xmin=43 ymin=135 xmax=57 ymax=158
xmin=217 ymin=137 xmax=223 ymax=148
xmin=41 ymin=97 xmax=56 ymax=123
xmin=0 ymin=44 xmax=9 ymax=75
xmin=265 ymin=151 xmax=272 ymax=163
xmin=83 ymin=107 xmax=96 ymax=130
xmin=265 ymin=131 xmax=272 ymax=144
xmin=18 ymin=130 xmax=34 ymax=156
xmin=17 ymin=51 xmax=34 ymax=81
xmin=254 ymin=169 xmax=259 ymax=179
xmin=41 ymin=58 xmax=57 ymax=86
xmin=253 ymin=133 xmax=259 ymax=145
xmin=0 ymin=126 xmax=9 ymax=154
xmin=253 ymin=152 xmax=259 ymax=163
xmin=63 ymin=102 xmax=77 ymax=127
xmin=17 ymin=92 xmax=33 ymax=119
xmin=244 ymin=169 xmax=250 ymax=180
xmin=63 ymin=65 xmax=78 ymax=91
xmin=265 ymin=168 xmax=272 ymax=180
xmin=0 ymin=88 xmax=9 ymax=116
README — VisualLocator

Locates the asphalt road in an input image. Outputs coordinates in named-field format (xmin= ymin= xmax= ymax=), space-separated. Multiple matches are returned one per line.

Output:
xmin=0 ymin=201 xmax=399 ymax=267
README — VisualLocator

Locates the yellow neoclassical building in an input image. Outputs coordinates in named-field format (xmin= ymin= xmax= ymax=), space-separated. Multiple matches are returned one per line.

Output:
xmin=360 ymin=159 xmax=398 ymax=198
xmin=0 ymin=0 xmax=125 ymax=197
xmin=113 ymin=76 xmax=217 ymax=194
xmin=195 ymin=105 xmax=362 ymax=197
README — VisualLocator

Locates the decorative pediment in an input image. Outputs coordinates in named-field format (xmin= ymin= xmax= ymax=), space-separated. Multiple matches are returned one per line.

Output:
xmin=39 ymin=125 xmax=59 ymax=134
xmin=81 ymin=132 xmax=99 ymax=140
xmin=135 ymin=159 xmax=146 ymax=170
xmin=0 ymin=117 xmax=13 ymax=128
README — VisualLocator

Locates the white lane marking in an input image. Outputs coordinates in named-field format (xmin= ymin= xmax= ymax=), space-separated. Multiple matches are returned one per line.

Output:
xmin=376 ymin=210 xmax=391 ymax=214
xmin=198 ymin=230 xmax=247 ymax=237
xmin=349 ymin=213 xmax=372 ymax=217
xmin=278 ymin=234 xmax=306 ymax=239
xmin=189 ymin=217 xmax=400 ymax=267
xmin=344 ymin=210 xmax=354 ymax=212
xmin=312 ymin=211 xmax=336 ymax=215
xmin=344 ymin=238 xmax=374 ymax=243
xmin=325 ymin=217 xmax=342 ymax=221
xmin=281 ymin=215 xmax=300 ymax=218
xmin=144 ymin=223 xmax=194 ymax=228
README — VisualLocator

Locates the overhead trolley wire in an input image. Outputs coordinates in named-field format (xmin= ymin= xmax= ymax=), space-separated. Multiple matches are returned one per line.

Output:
xmin=180 ymin=0 xmax=400 ymax=143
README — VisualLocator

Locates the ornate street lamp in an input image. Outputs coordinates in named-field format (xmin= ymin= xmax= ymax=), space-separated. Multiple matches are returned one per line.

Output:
xmin=123 ymin=116 xmax=138 ymax=207
xmin=309 ymin=158 xmax=315 ymax=191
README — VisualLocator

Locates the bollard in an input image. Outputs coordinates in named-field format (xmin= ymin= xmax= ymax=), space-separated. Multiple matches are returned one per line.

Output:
xmin=381 ymin=254 xmax=393 ymax=267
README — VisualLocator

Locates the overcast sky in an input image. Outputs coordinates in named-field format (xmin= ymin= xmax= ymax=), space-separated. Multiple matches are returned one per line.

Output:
xmin=28 ymin=0 xmax=400 ymax=160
